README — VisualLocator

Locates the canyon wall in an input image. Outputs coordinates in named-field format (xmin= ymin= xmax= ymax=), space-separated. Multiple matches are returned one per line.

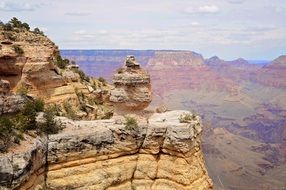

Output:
xmin=0 ymin=111 xmax=212 ymax=190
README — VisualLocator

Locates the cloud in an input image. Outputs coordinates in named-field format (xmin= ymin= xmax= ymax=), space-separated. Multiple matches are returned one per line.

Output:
xmin=65 ymin=12 xmax=91 ymax=17
xmin=185 ymin=5 xmax=220 ymax=14
xmin=191 ymin=22 xmax=200 ymax=27
xmin=0 ymin=1 xmax=41 ymax=12
xmin=227 ymin=0 xmax=244 ymax=4
xmin=198 ymin=5 xmax=220 ymax=13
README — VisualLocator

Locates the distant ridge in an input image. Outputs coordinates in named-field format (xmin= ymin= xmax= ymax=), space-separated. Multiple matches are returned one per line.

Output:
xmin=247 ymin=60 xmax=271 ymax=65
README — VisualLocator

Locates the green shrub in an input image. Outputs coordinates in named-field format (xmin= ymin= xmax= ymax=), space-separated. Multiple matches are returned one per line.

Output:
xmin=16 ymin=85 xmax=28 ymax=96
xmin=34 ymin=99 xmax=45 ymax=112
xmin=14 ymin=99 xmax=45 ymax=131
xmin=3 ymin=23 xmax=12 ymax=31
xmin=49 ymin=104 xmax=62 ymax=116
xmin=179 ymin=113 xmax=196 ymax=123
xmin=63 ymin=101 xmax=78 ymax=120
xmin=75 ymin=88 xmax=85 ymax=101
xmin=73 ymin=68 xmax=90 ymax=82
xmin=55 ymin=55 xmax=69 ymax=69
xmin=13 ymin=45 xmax=24 ymax=55
xmin=3 ymin=32 xmax=16 ymax=41
xmin=124 ymin=116 xmax=138 ymax=130
xmin=22 ymin=22 xmax=30 ymax=31
xmin=21 ymin=101 xmax=38 ymax=130
xmin=32 ymin=27 xmax=44 ymax=35
xmin=0 ymin=117 xmax=14 ymax=152
xmin=1 ymin=17 xmax=31 ymax=31
xmin=9 ymin=17 xmax=22 ymax=28
xmin=98 ymin=77 xmax=106 ymax=85
xmin=38 ymin=106 xmax=62 ymax=135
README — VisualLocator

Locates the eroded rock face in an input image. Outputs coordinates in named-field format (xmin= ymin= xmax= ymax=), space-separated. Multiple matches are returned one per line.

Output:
xmin=0 ymin=111 xmax=212 ymax=189
xmin=110 ymin=55 xmax=152 ymax=113
xmin=0 ymin=138 xmax=47 ymax=190
xmin=0 ymin=29 xmax=63 ymax=91
xmin=0 ymin=80 xmax=25 ymax=115
xmin=47 ymin=110 xmax=212 ymax=189
xmin=0 ymin=29 xmax=113 ymax=120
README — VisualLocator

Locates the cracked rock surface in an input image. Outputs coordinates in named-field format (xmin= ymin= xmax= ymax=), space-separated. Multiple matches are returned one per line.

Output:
xmin=47 ymin=110 xmax=212 ymax=190
xmin=0 ymin=111 xmax=212 ymax=190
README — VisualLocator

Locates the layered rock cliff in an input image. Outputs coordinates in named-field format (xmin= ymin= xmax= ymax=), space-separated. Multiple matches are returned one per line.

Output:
xmin=257 ymin=55 xmax=286 ymax=88
xmin=47 ymin=111 xmax=212 ymax=190
xmin=0 ymin=111 xmax=212 ymax=190
xmin=0 ymin=20 xmax=212 ymax=190
xmin=0 ymin=138 xmax=47 ymax=190
xmin=0 ymin=25 xmax=112 ymax=120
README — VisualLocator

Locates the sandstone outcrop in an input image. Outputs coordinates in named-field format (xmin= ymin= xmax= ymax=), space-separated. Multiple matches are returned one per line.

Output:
xmin=0 ymin=110 xmax=212 ymax=190
xmin=0 ymin=27 xmax=113 ymax=120
xmin=110 ymin=55 xmax=152 ymax=113
xmin=0 ymin=138 xmax=47 ymax=190
xmin=0 ymin=80 xmax=25 ymax=115
xmin=48 ymin=110 xmax=213 ymax=189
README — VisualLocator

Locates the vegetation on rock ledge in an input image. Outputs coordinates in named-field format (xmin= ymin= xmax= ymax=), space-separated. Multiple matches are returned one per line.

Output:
xmin=124 ymin=116 xmax=138 ymax=130
xmin=179 ymin=112 xmax=197 ymax=123
xmin=0 ymin=17 xmax=45 ymax=36
xmin=0 ymin=98 xmax=62 ymax=153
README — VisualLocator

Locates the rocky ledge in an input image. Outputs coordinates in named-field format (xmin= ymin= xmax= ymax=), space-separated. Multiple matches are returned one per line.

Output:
xmin=0 ymin=138 xmax=47 ymax=190
xmin=0 ymin=110 xmax=212 ymax=190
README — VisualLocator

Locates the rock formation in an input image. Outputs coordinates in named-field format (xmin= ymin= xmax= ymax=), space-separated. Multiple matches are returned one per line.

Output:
xmin=0 ymin=80 xmax=25 ymax=115
xmin=257 ymin=55 xmax=286 ymax=88
xmin=0 ymin=27 xmax=113 ymax=120
xmin=110 ymin=55 xmax=152 ymax=113
xmin=0 ymin=21 xmax=212 ymax=190
xmin=0 ymin=138 xmax=47 ymax=190
xmin=0 ymin=111 xmax=212 ymax=190
xmin=147 ymin=51 xmax=205 ymax=68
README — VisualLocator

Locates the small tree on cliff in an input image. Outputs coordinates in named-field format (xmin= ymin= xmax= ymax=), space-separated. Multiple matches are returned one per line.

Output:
xmin=9 ymin=17 xmax=22 ymax=28
xmin=38 ymin=106 xmax=62 ymax=135
xmin=0 ymin=117 xmax=14 ymax=152
xmin=33 ymin=27 xmax=44 ymax=35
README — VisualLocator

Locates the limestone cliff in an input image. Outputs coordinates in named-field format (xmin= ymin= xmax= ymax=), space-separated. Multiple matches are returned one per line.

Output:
xmin=0 ymin=111 xmax=212 ymax=190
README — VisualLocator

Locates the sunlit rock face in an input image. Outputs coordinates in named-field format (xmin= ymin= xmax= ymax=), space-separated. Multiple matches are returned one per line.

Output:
xmin=110 ymin=55 xmax=152 ymax=113
xmin=0 ymin=28 xmax=113 ymax=120
xmin=46 ymin=110 xmax=212 ymax=190
xmin=0 ymin=111 xmax=212 ymax=190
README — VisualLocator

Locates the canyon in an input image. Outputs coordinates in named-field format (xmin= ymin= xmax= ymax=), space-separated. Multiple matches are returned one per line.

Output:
xmin=62 ymin=50 xmax=286 ymax=189
xmin=0 ymin=23 xmax=212 ymax=190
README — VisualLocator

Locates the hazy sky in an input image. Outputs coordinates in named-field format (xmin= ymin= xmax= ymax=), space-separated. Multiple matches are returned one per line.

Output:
xmin=1 ymin=0 xmax=285 ymax=60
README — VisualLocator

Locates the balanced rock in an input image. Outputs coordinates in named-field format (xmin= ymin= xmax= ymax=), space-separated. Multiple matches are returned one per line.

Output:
xmin=110 ymin=55 xmax=152 ymax=113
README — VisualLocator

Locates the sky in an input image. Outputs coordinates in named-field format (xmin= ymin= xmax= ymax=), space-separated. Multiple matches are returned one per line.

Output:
xmin=0 ymin=0 xmax=285 ymax=60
